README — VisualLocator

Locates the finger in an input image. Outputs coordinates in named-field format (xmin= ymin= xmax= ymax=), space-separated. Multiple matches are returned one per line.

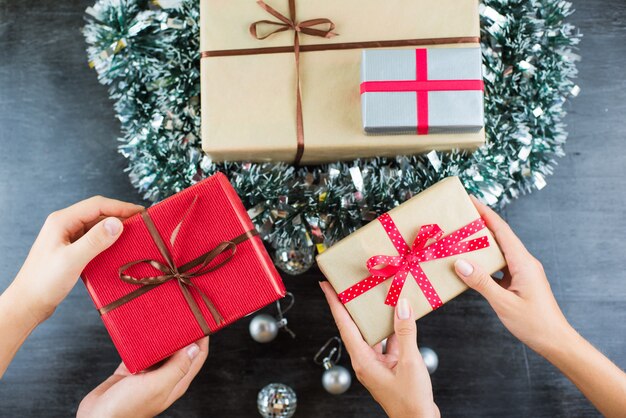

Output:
xmin=470 ymin=195 xmax=531 ymax=265
xmin=319 ymin=282 xmax=374 ymax=361
xmin=47 ymin=196 xmax=143 ymax=237
xmin=373 ymin=341 xmax=384 ymax=355
xmin=67 ymin=217 xmax=124 ymax=266
xmin=72 ymin=215 xmax=107 ymax=241
xmin=73 ymin=211 xmax=140 ymax=242
xmin=165 ymin=337 xmax=209 ymax=405
xmin=147 ymin=340 xmax=205 ymax=399
xmin=394 ymin=298 xmax=420 ymax=361
xmin=86 ymin=365 xmax=127 ymax=398
xmin=385 ymin=334 xmax=400 ymax=358
xmin=454 ymin=258 xmax=516 ymax=308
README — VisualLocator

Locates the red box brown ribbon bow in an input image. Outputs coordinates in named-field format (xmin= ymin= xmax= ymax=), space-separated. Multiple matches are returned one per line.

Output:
xmin=81 ymin=173 xmax=286 ymax=373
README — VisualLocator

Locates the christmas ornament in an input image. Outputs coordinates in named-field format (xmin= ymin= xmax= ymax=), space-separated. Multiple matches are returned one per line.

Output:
xmin=419 ymin=346 xmax=439 ymax=375
xmin=273 ymin=242 xmax=316 ymax=276
xmin=257 ymin=383 xmax=297 ymax=418
xmin=84 ymin=0 xmax=580 ymax=275
xmin=249 ymin=292 xmax=296 ymax=343
xmin=314 ymin=337 xmax=352 ymax=395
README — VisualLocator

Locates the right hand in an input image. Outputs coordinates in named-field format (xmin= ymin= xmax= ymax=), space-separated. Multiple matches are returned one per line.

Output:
xmin=77 ymin=337 xmax=209 ymax=418
xmin=453 ymin=196 xmax=573 ymax=356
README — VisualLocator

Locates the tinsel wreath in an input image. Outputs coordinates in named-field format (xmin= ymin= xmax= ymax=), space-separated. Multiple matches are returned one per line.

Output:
xmin=84 ymin=0 xmax=580 ymax=275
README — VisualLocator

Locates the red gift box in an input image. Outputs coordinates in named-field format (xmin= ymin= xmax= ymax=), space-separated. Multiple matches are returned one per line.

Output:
xmin=81 ymin=173 xmax=286 ymax=373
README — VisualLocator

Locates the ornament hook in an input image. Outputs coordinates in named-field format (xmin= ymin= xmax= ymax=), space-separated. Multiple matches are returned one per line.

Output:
xmin=276 ymin=292 xmax=295 ymax=317
xmin=276 ymin=292 xmax=296 ymax=338
xmin=314 ymin=336 xmax=342 ymax=370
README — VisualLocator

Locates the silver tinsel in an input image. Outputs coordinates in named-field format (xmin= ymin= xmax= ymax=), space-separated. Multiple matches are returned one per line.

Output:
xmin=84 ymin=0 xmax=580 ymax=275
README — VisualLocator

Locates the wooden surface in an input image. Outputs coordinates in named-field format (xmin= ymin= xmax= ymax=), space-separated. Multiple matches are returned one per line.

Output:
xmin=0 ymin=0 xmax=624 ymax=416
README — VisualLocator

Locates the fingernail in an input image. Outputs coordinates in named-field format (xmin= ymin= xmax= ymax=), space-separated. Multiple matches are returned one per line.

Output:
xmin=104 ymin=218 xmax=122 ymax=236
xmin=455 ymin=259 xmax=474 ymax=276
xmin=186 ymin=343 xmax=200 ymax=360
xmin=397 ymin=298 xmax=411 ymax=320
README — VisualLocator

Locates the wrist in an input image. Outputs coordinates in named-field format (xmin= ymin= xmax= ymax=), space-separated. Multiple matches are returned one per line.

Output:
xmin=537 ymin=322 xmax=580 ymax=362
xmin=388 ymin=402 xmax=439 ymax=418
xmin=11 ymin=275 xmax=55 ymax=325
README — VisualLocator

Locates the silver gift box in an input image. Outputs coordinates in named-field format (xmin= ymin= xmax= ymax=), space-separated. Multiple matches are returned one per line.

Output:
xmin=360 ymin=48 xmax=484 ymax=135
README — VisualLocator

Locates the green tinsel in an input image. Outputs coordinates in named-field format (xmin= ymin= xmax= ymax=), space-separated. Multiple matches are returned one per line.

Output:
xmin=83 ymin=0 xmax=580 ymax=274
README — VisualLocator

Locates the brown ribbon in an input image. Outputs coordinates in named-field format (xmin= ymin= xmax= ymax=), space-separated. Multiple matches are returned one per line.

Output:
xmin=200 ymin=37 xmax=480 ymax=58
xmin=200 ymin=0 xmax=480 ymax=165
xmin=98 ymin=200 xmax=259 ymax=336
xmin=249 ymin=0 xmax=337 ymax=166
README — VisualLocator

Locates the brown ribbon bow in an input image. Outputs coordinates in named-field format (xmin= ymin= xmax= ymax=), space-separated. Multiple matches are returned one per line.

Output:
xmin=250 ymin=0 xmax=337 ymax=166
xmin=98 ymin=197 xmax=258 ymax=336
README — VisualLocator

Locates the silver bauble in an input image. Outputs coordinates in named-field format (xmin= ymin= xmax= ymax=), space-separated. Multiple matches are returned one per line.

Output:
xmin=257 ymin=383 xmax=297 ymax=418
xmin=419 ymin=346 xmax=439 ymax=374
xmin=249 ymin=314 xmax=279 ymax=343
xmin=273 ymin=243 xmax=315 ymax=275
xmin=322 ymin=365 xmax=352 ymax=395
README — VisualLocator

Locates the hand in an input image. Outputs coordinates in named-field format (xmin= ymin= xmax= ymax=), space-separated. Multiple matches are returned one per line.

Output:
xmin=452 ymin=196 xmax=573 ymax=356
xmin=320 ymin=282 xmax=439 ymax=418
xmin=454 ymin=197 xmax=626 ymax=417
xmin=13 ymin=196 xmax=143 ymax=323
xmin=78 ymin=337 xmax=209 ymax=418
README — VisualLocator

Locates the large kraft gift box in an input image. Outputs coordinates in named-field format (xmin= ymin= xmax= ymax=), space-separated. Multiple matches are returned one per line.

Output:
xmin=317 ymin=177 xmax=506 ymax=345
xmin=81 ymin=173 xmax=286 ymax=373
xmin=200 ymin=0 xmax=483 ymax=164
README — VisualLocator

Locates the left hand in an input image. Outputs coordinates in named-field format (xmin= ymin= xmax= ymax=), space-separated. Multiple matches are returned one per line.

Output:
xmin=13 ymin=196 xmax=144 ymax=322
xmin=78 ymin=337 xmax=209 ymax=418
xmin=320 ymin=282 xmax=439 ymax=418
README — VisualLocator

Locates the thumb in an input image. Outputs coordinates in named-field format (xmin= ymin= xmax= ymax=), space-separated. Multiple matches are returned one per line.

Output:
xmin=70 ymin=217 xmax=123 ymax=266
xmin=394 ymin=298 xmax=419 ymax=361
xmin=146 ymin=342 xmax=203 ymax=398
xmin=454 ymin=258 xmax=509 ymax=305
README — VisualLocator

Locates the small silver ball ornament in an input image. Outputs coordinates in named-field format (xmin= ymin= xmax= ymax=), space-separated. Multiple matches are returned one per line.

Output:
xmin=249 ymin=293 xmax=296 ymax=343
xmin=249 ymin=314 xmax=279 ymax=343
xmin=322 ymin=364 xmax=352 ymax=395
xmin=314 ymin=337 xmax=352 ymax=395
xmin=257 ymin=383 xmax=297 ymax=418
xmin=419 ymin=346 xmax=439 ymax=374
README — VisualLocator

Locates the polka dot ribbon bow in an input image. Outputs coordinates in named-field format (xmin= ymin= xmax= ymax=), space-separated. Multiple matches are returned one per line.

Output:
xmin=337 ymin=213 xmax=490 ymax=309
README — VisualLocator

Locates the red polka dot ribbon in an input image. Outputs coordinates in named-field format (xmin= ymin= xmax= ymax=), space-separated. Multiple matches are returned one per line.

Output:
xmin=337 ymin=214 xmax=490 ymax=309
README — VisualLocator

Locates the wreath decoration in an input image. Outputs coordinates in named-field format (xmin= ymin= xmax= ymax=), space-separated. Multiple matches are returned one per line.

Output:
xmin=84 ymin=0 xmax=580 ymax=274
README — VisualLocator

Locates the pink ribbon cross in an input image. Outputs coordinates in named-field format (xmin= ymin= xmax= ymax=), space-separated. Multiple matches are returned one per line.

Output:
xmin=360 ymin=49 xmax=484 ymax=135
xmin=338 ymin=213 xmax=490 ymax=309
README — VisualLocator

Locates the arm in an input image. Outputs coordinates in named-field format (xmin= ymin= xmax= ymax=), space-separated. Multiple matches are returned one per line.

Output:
xmin=452 ymin=196 xmax=626 ymax=417
xmin=0 ymin=279 xmax=43 ymax=377
xmin=544 ymin=329 xmax=626 ymax=417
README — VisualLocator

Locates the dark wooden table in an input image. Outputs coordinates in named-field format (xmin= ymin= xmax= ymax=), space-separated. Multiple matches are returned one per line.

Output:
xmin=1 ymin=0 xmax=624 ymax=416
